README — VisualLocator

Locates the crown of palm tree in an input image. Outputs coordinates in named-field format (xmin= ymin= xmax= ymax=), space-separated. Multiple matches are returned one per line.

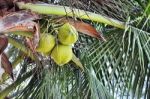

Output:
xmin=0 ymin=0 xmax=150 ymax=99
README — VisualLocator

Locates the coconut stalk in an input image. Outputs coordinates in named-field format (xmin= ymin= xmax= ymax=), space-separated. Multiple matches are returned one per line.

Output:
xmin=16 ymin=2 xmax=125 ymax=29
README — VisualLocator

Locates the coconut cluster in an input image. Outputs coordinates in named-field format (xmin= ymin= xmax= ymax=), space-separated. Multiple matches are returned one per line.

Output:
xmin=36 ymin=23 xmax=78 ymax=66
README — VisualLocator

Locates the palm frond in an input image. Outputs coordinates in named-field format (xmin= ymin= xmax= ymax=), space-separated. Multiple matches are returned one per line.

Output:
xmin=85 ymin=16 xmax=150 ymax=98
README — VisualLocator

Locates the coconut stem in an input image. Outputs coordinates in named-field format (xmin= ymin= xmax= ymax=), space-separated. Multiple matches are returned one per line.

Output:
xmin=16 ymin=2 xmax=125 ymax=29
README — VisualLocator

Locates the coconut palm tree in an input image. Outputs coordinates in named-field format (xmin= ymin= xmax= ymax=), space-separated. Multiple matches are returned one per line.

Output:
xmin=0 ymin=0 xmax=150 ymax=99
